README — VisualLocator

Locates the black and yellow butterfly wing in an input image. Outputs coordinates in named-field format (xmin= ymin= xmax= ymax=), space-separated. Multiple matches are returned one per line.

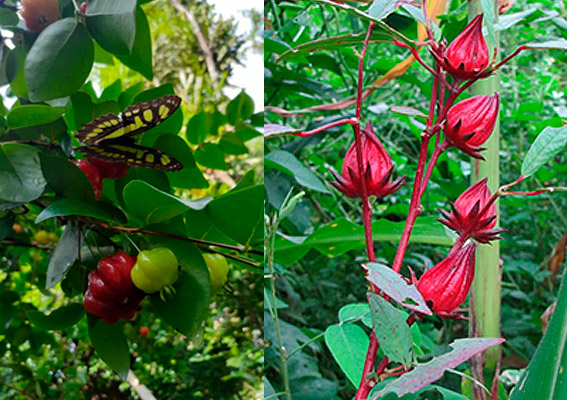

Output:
xmin=75 ymin=95 xmax=183 ymax=171
xmin=77 ymin=140 xmax=183 ymax=171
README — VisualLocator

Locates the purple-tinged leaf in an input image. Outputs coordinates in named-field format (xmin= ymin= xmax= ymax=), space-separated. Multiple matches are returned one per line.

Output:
xmin=364 ymin=262 xmax=432 ymax=315
xmin=523 ymin=39 xmax=567 ymax=50
xmin=390 ymin=105 xmax=428 ymax=119
xmin=371 ymin=337 xmax=505 ymax=399
xmin=368 ymin=292 xmax=413 ymax=368
xmin=264 ymin=124 xmax=301 ymax=138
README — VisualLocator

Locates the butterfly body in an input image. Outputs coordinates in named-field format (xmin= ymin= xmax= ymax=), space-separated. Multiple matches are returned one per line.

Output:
xmin=76 ymin=95 xmax=183 ymax=171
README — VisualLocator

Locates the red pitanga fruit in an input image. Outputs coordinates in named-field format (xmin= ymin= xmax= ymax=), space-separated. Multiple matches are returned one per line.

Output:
xmin=88 ymin=157 xmax=131 ymax=180
xmin=83 ymin=251 xmax=146 ymax=324
xmin=74 ymin=159 xmax=103 ymax=199
xmin=417 ymin=243 xmax=477 ymax=319
xmin=439 ymin=178 xmax=504 ymax=243
xmin=442 ymin=14 xmax=489 ymax=81
xmin=444 ymin=94 xmax=499 ymax=159
xmin=330 ymin=121 xmax=405 ymax=199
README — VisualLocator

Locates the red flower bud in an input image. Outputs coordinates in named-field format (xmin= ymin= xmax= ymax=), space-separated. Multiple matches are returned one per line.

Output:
xmin=439 ymin=178 xmax=504 ymax=243
xmin=443 ymin=14 xmax=489 ymax=81
xmin=330 ymin=121 xmax=404 ymax=199
xmin=417 ymin=243 xmax=477 ymax=319
xmin=444 ymin=94 xmax=499 ymax=159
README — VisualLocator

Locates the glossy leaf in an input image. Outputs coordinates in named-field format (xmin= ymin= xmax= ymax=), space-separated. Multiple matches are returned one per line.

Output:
xmin=25 ymin=18 xmax=94 ymax=102
xmin=123 ymin=180 xmax=210 ymax=224
xmin=0 ymin=212 xmax=15 ymax=242
xmin=86 ymin=0 xmax=136 ymax=55
xmin=6 ymin=47 xmax=28 ymax=98
xmin=153 ymin=134 xmax=208 ymax=189
xmin=36 ymin=198 xmax=127 ymax=224
xmin=186 ymin=111 xmax=226 ymax=145
xmin=510 ymin=269 xmax=567 ymax=400
xmin=46 ymin=223 xmax=83 ymax=289
xmin=7 ymin=105 xmax=65 ymax=129
xmin=371 ymin=338 xmax=505 ymax=398
xmin=206 ymin=185 xmax=263 ymax=245
xmin=368 ymin=0 xmax=400 ymax=20
xmin=40 ymin=154 xmax=95 ymax=202
xmin=0 ymin=144 xmax=46 ymax=202
xmin=226 ymin=91 xmax=254 ymax=125
xmin=521 ymin=126 xmax=567 ymax=177
xmin=88 ymin=316 xmax=130 ymax=379
xmin=365 ymin=263 xmax=432 ymax=315
xmin=339 ymin=303 xmax=373 ymax=328
xmin=116 ymin=6 xmax=153 ymax=80
xmin=26 ymin=303 xmax=84 ymax=330
xmin=265 ymin=150 xmax=330 ymax=194
xmin=194 ymin=143 xmax=227 ymax=170
xmin=368 ymin=292 xmax=413 ymax=368
xmin=148 ymin=235 xmax=210 ymax=338
xmin=325 ymin=324 xmax=369 ymax=387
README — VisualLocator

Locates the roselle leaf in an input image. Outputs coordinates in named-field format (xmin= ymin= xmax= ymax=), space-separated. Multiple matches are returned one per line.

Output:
xmin=364 ymin=262 xmax=432 ymax=315
xmin=368 ymin=292 xmax=413 ymax=368
xmin=479 ymin=0 xmax=496 ymax=45
xmin=370 ymin=337 xmax=505 ymax=399
xmin=325 ymin=323 xmax=369 ymax=387
xmin=521 ymin=126 xmax=567 ymax=178
xmin=523 ymin=39 xmax=567 ymax=50
xmin=265 ymin=150 xmax=330 ymax=194
xmin=264 ymin=124 xmax=301 ymax=138
xmin=368 ymin=0 xmax=400 ymax=21
xmin=390 ymin=105 xmax=427 ymax=119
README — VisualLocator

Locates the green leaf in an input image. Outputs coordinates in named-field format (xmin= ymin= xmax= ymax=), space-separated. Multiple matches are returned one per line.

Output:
xmin=194 ymin=143 xmax=227 ymax=170
xmin=479 ymin=0 xmax=496 ymax=46
xmin=523 ymin=39 xmax=567 ymax=50
xmin=0 ymin=143 xmax=46 ymax=202
xmin=85 ymin=0 xmax=136 ymax=55
xmin=36 ymin=198 xmax=127 ymax=224
xmin=25 ymin=18 xmax=94 ymax=102
xmin=510 ymin=270 xmax=567 ymax=400
xmin=521 ymin=126 xmax=567 ymax=177
xmin=114 ymin=167 xmax=170 ymax=207
xmin=40 ymin=154 xmax=95 ymax=202
xmin=7 ymin=105 xmax=65 ymax=129
xmin=153 ymin=134 xmax=208 ymax=189
xmin=0 ymin=212 xmax=15 ymax=242
xmin=26 ymin=303 xmax=84 ymax=330
xmin=368 ymin=292 xmax=413 ymax=368
xmin=368 ymin=0 xmax=399 ymax=20
xmin=0 ymin=8 xmax=18 ymax=26
xmin=265 ymin=150 xmax=330 ymax=194
xmin=186 ymin=111 xmax=226 ymax=145
xmin=98 ymin=79 xmax=122 ymax=102
xmin=226 ymin=91 xmax=254 ymax=125
xmin=46 ymin=222 xmax=83 ymax=289
xmin=6 ymin=47 xmax=28 ymax=98
xmin=325 ymin=324 xmax=369 ymax=387
xmin=148 ymin=236 xmax=210 ymax=338
xmin=206 ymin=185 xmax=263 ymax=245
xmin=115 ymin=6 xmax=153 ymax=80
xmin=123 ymin=180 xmax=210 ymax=224
xmin=88 ymin=316 xmax=130 ymax=379
xmin=264 ymin=287 xmax=289 ymax=310
xmin=339 ymin=303 xmax=373 ymax=328
xmin=371 ymin=338 xmax=505 ymax=399
xmin=365 ymin=262 xmax=432 ymax=315
xmin=220 ymin=133 xmax=249 ymax=155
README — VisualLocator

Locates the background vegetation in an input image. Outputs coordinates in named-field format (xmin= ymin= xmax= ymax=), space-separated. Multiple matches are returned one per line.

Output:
xmin=265 ymin=0 xmax=567 ymax=398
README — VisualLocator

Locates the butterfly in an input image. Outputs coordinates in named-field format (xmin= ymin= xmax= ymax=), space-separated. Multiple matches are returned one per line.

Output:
xmin=76 ymin=95 xmax=184 ymax=171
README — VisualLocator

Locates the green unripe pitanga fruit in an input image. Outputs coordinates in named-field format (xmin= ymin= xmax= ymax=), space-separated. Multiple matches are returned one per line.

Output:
xmin=131 ymin=248 xmax=179 ymax=294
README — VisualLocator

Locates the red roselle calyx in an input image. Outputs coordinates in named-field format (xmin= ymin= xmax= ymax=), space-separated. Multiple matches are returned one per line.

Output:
xmin=444 ymin=94 xmax=499 ymax=159
xmin=417 ymin=243 xmax=477 ymax=319
xmin=330 ymin=121 xmax=405 ymax=199
xmin=439 ymin=178 xmax=504 ymax=244
xmin=442 ymin=14 xmax=489 ymax=81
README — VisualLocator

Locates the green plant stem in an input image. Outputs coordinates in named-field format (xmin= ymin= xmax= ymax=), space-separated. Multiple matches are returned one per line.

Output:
xmin=468 ymin=1 xmax=502 ymax=381
xmin=285 ymin=332 xmax=325 ymax=360
xmin=266 ymin=214 xmax=292 ymax=400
